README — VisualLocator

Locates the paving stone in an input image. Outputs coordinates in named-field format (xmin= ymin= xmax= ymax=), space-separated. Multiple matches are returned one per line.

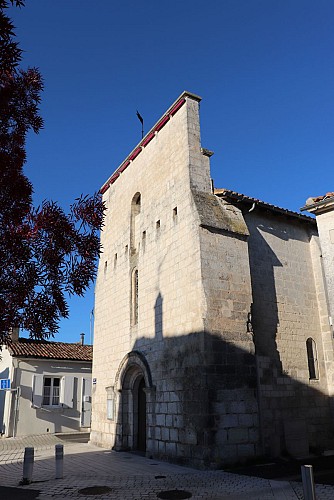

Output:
xmin=1 ymin=434 xmax=333 ymax=498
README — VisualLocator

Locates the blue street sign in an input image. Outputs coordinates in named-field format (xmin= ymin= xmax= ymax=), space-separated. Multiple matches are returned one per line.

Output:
xmin=0 ymin=379 xmax=11 ymax=390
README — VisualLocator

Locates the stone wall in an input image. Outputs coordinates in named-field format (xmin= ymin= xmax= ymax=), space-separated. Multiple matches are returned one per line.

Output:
xmin=91 ymin=93 xmax=215 ymax=466
xmin=244 ymin=210 xmax=334 ymax=456
xmin=195 ymin=197 xmax=261 ymax=465
xmin=313 ymin=210 xmax=334 ymax=327
xmin=91 ymin=91 xmax=334 ymax=468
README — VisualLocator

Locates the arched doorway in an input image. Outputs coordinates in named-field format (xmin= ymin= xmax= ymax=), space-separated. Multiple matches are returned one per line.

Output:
xmin=114 ymin=351 xmax=153 ymax=453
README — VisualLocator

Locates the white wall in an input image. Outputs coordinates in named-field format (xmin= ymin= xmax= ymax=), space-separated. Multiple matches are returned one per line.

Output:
xmin=5 ymin=358 xmax=92 ymax=437
xmin=0 ymin=346 xmax=13 ymax=435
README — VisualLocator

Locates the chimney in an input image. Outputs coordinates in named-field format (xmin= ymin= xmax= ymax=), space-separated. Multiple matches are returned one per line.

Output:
xmin=80 ymin=333 xmax=85 ymax=346
xmin=9 ymin=327 xmax=19 ymax=342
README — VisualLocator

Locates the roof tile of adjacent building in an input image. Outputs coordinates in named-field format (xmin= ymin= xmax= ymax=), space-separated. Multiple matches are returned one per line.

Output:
xmin=6 ymin=338 xmax=93 ymax=362
xmin=301 ymin=192 xmax=334 ymax=212
xmin=216 ymin=188 xmax=315 ymax=224
xmin=312 ymin=192 xmax=334 ymax=203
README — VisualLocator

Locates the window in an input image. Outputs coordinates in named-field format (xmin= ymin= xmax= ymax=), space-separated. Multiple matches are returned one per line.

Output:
xmin=32 ymin=374 xmax=74 ymax=408
xmin=131 ymin=268 xmax=139 ymax=326
xmin=306 ymin=338 xmax=319 ymax=380
xmin=130 ymin=192 xmax=141 ymax=251
xmin=43 ymin=377 xmax=60 ymax=406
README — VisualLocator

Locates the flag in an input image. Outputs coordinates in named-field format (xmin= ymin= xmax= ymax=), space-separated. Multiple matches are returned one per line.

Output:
xmin=136 ymin=110 xmax=144 ymax=125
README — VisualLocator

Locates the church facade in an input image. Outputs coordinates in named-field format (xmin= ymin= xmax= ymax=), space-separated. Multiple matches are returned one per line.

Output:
xmin=90 ymin=92 xmax=334 ymax=468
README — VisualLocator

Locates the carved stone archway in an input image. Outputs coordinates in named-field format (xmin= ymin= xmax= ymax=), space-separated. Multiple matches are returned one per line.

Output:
xmin=113 ymin=351 xmax=155 ymax=453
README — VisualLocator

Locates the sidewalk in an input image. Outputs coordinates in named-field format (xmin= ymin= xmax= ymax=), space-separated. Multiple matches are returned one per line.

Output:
xmin=0 ymin=434 xmax=332 ymax=499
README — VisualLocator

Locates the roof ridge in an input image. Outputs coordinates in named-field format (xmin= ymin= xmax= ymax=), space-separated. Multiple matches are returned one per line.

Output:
xmin=16 ymin=338 xmax=92 ymax=347
xmin=215 ymin=188 xmax=315 ymax=222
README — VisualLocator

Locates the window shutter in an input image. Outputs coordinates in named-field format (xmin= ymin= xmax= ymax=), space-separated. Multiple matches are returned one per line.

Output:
xmin=60 ymin=376 xmax=74 ymax=408
xmin=32 ymin=374 xmax=44 ymax=407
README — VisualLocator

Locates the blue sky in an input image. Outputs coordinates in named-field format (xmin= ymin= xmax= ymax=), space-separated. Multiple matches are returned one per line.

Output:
xmin=10 ymin=0 xmax=334 ymax=343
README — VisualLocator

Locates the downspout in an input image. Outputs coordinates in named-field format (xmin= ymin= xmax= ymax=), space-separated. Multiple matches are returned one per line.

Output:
xmin=12 ymin=385 xmax=21 ymax=438
xmin=11 ymin=358 xmax=21 ymax=437
xmin=248 ymin=202 xmax=256 ymax=213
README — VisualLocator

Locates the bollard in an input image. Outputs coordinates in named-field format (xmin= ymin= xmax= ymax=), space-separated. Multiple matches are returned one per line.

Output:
xmin=55 ymin=444 xmax=64 ymax=479
xmin=22 ymin=447 xmax=34 ymax=484
xmin=301 ymin=464 xmax=316 ymax=500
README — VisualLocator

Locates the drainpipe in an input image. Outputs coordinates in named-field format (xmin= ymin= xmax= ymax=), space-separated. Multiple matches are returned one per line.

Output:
xmin=248 ymin=202 xmax=256 ymax=213
xmin=12 ymin=386 xmax=21 ymax=438
xmin=11 ymin=359 xmax=21 ymax=437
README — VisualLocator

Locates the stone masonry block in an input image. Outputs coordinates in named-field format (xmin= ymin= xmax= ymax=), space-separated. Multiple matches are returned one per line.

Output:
xmin=166 ymin=441 xmax=177 ymax=456
xmin=228 ymin=428 xmax=249 ymax=444
xmin=158 ymin=440 xmax=166 ymax=454
xmin=238 ymin=414 xmax=254 ymax=427
xmin=170 ymin=428 xmax=179 ymax=442
xmin=221 ymin=414 xmax=239 ymax=428
xmin=161 ymin=427 xmax=170 ymax=441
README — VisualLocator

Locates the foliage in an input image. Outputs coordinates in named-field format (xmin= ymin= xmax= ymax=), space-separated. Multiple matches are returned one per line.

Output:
xmin=0 ymin=0 xmax=105 ymax=342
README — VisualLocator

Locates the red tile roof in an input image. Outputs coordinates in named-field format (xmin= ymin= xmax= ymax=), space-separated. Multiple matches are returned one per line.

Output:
xmin=7 ymin=338 xmax=92 ymax=362
xmin=215 ymin=188 xmax=315 ymax=224
xmin=311 ymin=192 xmax=334 ymax=203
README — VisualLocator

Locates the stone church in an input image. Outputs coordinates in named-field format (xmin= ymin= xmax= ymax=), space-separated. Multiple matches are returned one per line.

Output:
xmin=90 ymin=91 xmax=334 ymax=468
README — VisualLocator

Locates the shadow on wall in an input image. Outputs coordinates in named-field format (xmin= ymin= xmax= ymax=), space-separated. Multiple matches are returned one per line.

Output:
xmin=247 ymin=227 xmax=283 ymax=369
xmin=110 ymin=290 xmax=334 ymax=469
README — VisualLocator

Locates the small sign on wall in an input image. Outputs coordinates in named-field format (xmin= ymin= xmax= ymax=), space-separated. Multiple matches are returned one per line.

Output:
xmin=106 ymin=386 xmax=115 ymax=420
xmin=0 ymin=379 xmax=11 ymax=390
xmin=107 ymin=398 xmax=114 ymax=420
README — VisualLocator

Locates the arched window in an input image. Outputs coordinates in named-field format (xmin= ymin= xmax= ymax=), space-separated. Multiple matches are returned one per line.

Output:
xmin=306 ymin=338 xmax=319 ymax=380
xmin=130 ymin=193 xmax=141 ymax=252
xmin=131 ymin=268 xmax=139 ymax=326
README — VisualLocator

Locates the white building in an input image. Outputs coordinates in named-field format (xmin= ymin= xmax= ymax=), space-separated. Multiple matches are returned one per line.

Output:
xmin=0 ymin=330 xmax=92 ymax=437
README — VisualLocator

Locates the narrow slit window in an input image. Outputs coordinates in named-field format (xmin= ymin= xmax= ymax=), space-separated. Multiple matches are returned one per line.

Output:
xmin=114 ymin=253 xmax=118 ymax=267
xmin=156 ymin=220 xmax=160 ymax=229
xmin=131 ymin=268 xmax=139 ymax=326
xmin=306 ymin=338 xmax=319 ymax=380
xmin=130 ymin=193 xmax=141 ymax=252
xmin=173 ymin=207 xmax=178 ymax=218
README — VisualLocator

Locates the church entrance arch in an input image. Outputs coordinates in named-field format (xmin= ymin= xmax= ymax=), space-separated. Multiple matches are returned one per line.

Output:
xmin=114 ymin=351 xmax=153 ymax=453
